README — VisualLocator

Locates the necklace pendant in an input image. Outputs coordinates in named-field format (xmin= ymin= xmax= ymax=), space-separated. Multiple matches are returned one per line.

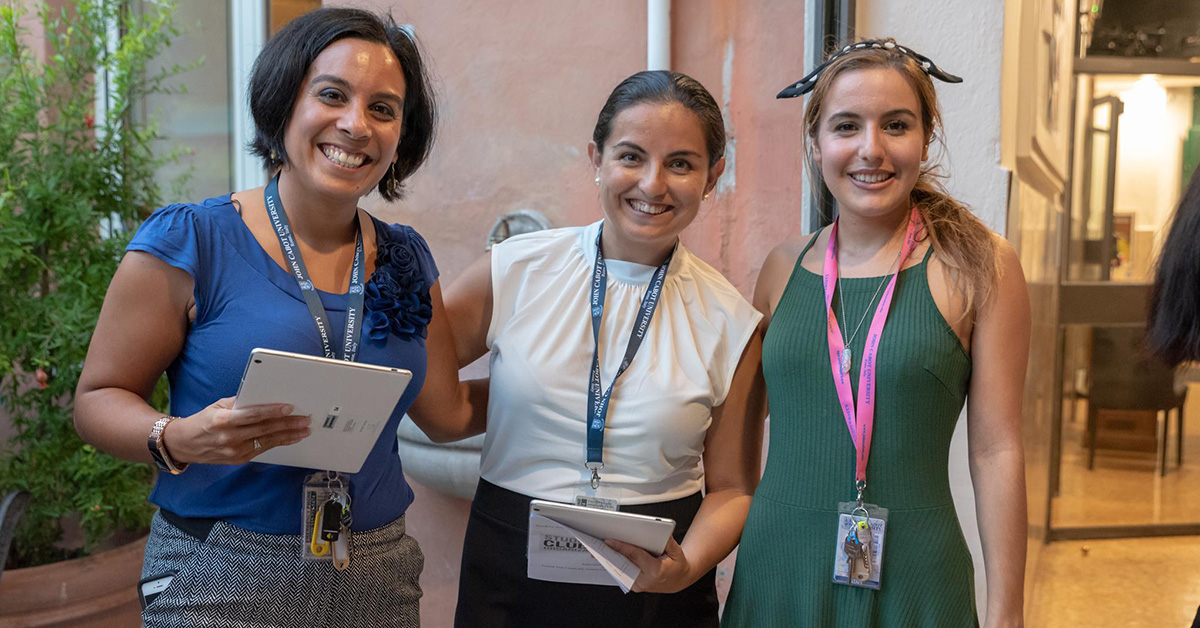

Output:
xmin=840 ymin=349 xmax=852 ymax=374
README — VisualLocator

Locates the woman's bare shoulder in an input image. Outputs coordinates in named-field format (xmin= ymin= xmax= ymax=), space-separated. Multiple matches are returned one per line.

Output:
xmin=753 ymin=234 xmax=817 ymax=318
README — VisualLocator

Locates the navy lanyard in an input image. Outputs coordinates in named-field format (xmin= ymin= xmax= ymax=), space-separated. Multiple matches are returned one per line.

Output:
xmin=264 ymin=174 xmax=365 ymax=362
xmin=585 ymin=224 xmax=674 ymax=488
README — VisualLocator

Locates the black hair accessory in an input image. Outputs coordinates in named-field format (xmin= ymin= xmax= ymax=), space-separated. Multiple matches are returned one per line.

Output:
xmin=776 ymin=39 xmax=963 ymax=99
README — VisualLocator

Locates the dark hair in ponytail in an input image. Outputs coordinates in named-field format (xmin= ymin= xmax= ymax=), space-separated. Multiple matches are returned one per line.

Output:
xmin=803 ymin=39 xmax=999 ymax=314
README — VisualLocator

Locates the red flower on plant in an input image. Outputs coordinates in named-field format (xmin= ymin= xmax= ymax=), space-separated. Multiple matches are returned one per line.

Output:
xmin=34 ymin=367 xmax=49 ymax=390
xmin=85 ymin=114 xmax=94 ymax=128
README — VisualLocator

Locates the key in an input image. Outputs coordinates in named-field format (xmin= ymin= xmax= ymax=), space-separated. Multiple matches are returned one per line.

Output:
xmin=855 ymin=520 xmax=872 ymax=572
xmin=852 ymin=520 xmax=872 ymax=581
xmin=842 ymin=533 xmax=861 ymax=577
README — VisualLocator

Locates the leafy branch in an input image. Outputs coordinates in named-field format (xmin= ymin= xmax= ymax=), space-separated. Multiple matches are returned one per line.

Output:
xmin=0 ymin=0 xmax=185 ymax=568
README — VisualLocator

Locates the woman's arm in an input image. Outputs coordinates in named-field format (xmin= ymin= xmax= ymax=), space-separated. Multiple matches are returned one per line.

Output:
xmin=405 ymin=252 xmax=493 ymax=441
xmin=966 ymin=238 xmax=1031 ymax=628
xmin=753 ymin=238 xmax=804 ymax=326
xmin=606 ymin=326 xmax=767 ymax=593
xmin=74 ymin=252 xmax=310 ymax=466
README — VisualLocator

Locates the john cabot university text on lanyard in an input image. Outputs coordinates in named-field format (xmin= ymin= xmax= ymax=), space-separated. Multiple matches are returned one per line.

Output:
xmin=823 ymin=206 xmax=921 ymax=590
xmin=264 ymin=173 xmax=364 ymax=571
xmin=579 ymin=223 xmax=673 ymax=511
xmin=525 ymin=224 xmax=675 ymax=588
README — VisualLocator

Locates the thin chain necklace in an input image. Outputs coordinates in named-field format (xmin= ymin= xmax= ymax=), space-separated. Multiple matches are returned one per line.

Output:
xmin=835 ymin=231 xmax=904 ymax=375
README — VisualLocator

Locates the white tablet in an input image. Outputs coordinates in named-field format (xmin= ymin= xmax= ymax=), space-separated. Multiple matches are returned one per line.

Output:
xmin=233 ymin=348 xmax=412 ymax=474
xmin=529 ymin=500 xmax=676 ymax=555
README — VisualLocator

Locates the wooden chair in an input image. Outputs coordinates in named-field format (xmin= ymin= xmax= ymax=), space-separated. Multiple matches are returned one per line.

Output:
xmin=1086 ymin=326 xmax=1186 ymax=475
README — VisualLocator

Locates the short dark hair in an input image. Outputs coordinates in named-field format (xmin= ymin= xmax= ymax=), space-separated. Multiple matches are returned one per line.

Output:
xmin=1147 ymin=164 xmax=1200 ymax=366
xmin=591 ymin=70 xmax=725 ymax=167
xmin=248 ymin=7 xmax=436 ymax=201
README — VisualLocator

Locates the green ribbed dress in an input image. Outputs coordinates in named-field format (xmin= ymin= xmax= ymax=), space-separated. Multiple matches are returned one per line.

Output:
xmin=722 ymin=232 xmax=978 ymax=627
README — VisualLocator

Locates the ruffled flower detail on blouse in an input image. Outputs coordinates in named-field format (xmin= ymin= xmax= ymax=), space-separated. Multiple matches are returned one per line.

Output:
xmin=364 ymin=229 xmax=433 ymax=344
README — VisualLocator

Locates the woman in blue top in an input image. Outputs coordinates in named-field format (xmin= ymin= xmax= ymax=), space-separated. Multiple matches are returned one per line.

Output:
xmin=73 ymin=8 xmax=473 ymax=628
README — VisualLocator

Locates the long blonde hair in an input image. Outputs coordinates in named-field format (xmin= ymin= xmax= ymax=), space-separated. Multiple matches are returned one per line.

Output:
xmin=803 ymin=40 xmax=999 ymax=314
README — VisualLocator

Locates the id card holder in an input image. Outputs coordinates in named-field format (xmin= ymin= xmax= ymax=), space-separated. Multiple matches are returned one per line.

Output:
xmin=573 ymin=484 xmax=620 ymax=511
xmin=832 ymin=501 xmax=887 ymax=589
xmin=302 ymin=471 xmax=351 ymax=567
xmin=302 ymin=472 xmax=333 ymax=561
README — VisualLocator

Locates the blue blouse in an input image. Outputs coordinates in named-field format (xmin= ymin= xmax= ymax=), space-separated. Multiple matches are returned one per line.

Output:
xmin=126 ymin=195 xmax=437 ymax=534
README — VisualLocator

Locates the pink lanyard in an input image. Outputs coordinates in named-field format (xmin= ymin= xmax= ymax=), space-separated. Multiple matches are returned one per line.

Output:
xmin=822 ymin=206 xmax=922 ymax=493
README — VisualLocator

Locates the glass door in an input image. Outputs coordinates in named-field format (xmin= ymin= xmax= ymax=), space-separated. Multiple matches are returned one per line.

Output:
xmin=1050 ymin=73 xmax=1200 ymax=539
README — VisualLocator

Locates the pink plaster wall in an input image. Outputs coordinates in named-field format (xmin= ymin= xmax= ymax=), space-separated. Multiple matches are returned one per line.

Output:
xmin=342 ymin=0 xmax=807 ymax=298
xmin=672 ymin=0 xmax=809 ymax=292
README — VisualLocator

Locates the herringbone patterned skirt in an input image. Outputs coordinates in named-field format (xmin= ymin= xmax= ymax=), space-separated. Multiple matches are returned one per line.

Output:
xmin=141 ymin=510 xmax=422 ymax=628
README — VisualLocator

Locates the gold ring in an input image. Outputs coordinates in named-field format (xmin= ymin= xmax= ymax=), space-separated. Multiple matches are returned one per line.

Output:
xmin=253 ymin=439 xmax=262 ymax=451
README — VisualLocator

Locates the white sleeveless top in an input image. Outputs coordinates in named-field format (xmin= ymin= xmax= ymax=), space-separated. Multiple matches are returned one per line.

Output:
xmin=481 ymin=221 xmax=762 ymax=504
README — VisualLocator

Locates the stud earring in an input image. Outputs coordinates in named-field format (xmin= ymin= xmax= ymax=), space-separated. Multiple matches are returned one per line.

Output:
xmin=704 ymin=193 xmax=710 ymax=201
xmin=388 ymin=162 xmax=399 ymax=196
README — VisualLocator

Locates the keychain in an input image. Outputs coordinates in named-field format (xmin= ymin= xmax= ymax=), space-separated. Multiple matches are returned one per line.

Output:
xmin=302 ymin=471 xmax=353 ymax=568
xmin=851 ymin=519 xmax=873 ymax=582
xmin=332 ymin=490 xmax=352 ymax=571
xmin=320 ymin=498 xmax=343 ymax=543
xmin=832 ymin=500 xmax=888 ymax=589
xmin=310 ymin=504 xmax=330 ymax=557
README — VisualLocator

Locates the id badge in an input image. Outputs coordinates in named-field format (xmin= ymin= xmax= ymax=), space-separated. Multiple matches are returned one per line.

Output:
xmin=831 ymin=501 xmax=887 ymax=589
xmin=573 ymin=484 xmax=620 ymax=511
xmin=302 ymin=471 xmax=351 ymax=566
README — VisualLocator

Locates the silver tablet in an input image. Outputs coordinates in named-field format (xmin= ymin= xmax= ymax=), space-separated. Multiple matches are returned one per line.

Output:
xmin=529 ymin=499 xmax=676 ymax=555
xmin=233 ymin=348 xmax=412 ymax=473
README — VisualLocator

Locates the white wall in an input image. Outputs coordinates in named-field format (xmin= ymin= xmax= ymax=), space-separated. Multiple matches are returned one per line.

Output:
xmin=1108 ymin=82 xmax=1189 ymax=231
xmin=857 ymin=0 xmax=1008 ymax=619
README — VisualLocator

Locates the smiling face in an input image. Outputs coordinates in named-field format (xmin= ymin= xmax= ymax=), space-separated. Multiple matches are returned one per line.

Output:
xmin=588 ymin=102 xmax=724 ymax=265
xmin=811 ymin=67 xmax=928 ymax=222
xmin=281 ymin=37 xmax=406 ymax=203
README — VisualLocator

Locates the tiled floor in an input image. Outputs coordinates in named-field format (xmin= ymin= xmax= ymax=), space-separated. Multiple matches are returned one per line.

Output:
xmin=1028 ymin=536 xmax=1200 ymax=627
xmin=1035 ymin=386 xmax=1200 ymax=626
xmin=1052 ymin=384 xmax=1200 ymax=528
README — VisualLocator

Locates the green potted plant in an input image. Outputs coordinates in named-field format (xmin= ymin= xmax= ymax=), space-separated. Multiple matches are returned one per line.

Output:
xmin=0 ymin=1 xmax=185 ymax=624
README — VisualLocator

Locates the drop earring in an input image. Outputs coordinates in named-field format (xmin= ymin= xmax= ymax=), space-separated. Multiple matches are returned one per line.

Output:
xmin=594 ymin=175 xmax=600 ymax=186
xmin=388 ymin=162 xmax=399 ymax=196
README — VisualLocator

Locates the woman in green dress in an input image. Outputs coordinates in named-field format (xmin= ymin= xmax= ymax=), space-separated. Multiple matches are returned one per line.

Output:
xmin=721 ymin=40 xmax=1029 ymax=627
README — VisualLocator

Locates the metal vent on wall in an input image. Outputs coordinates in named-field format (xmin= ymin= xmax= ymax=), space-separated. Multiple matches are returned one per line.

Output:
xmin=485 ymin=210 xmax=552 ymax=251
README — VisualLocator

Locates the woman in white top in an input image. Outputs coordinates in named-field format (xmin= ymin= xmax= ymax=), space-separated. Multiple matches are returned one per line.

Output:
xmin=440 ymin=70 xmax=765 ymax=627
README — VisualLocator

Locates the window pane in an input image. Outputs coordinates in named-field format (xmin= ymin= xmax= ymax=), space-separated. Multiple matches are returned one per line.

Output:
xmin=140 ymin=0 xmax=232 ymax=200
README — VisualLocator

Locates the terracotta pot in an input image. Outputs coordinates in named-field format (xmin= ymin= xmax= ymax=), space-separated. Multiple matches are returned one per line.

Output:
xmin=0 ymin=535 xmax=147 ymax=628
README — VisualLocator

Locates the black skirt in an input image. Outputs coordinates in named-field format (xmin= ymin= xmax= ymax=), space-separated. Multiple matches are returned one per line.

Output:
xmin=453 ymin=479 xmax=718 ymax=628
